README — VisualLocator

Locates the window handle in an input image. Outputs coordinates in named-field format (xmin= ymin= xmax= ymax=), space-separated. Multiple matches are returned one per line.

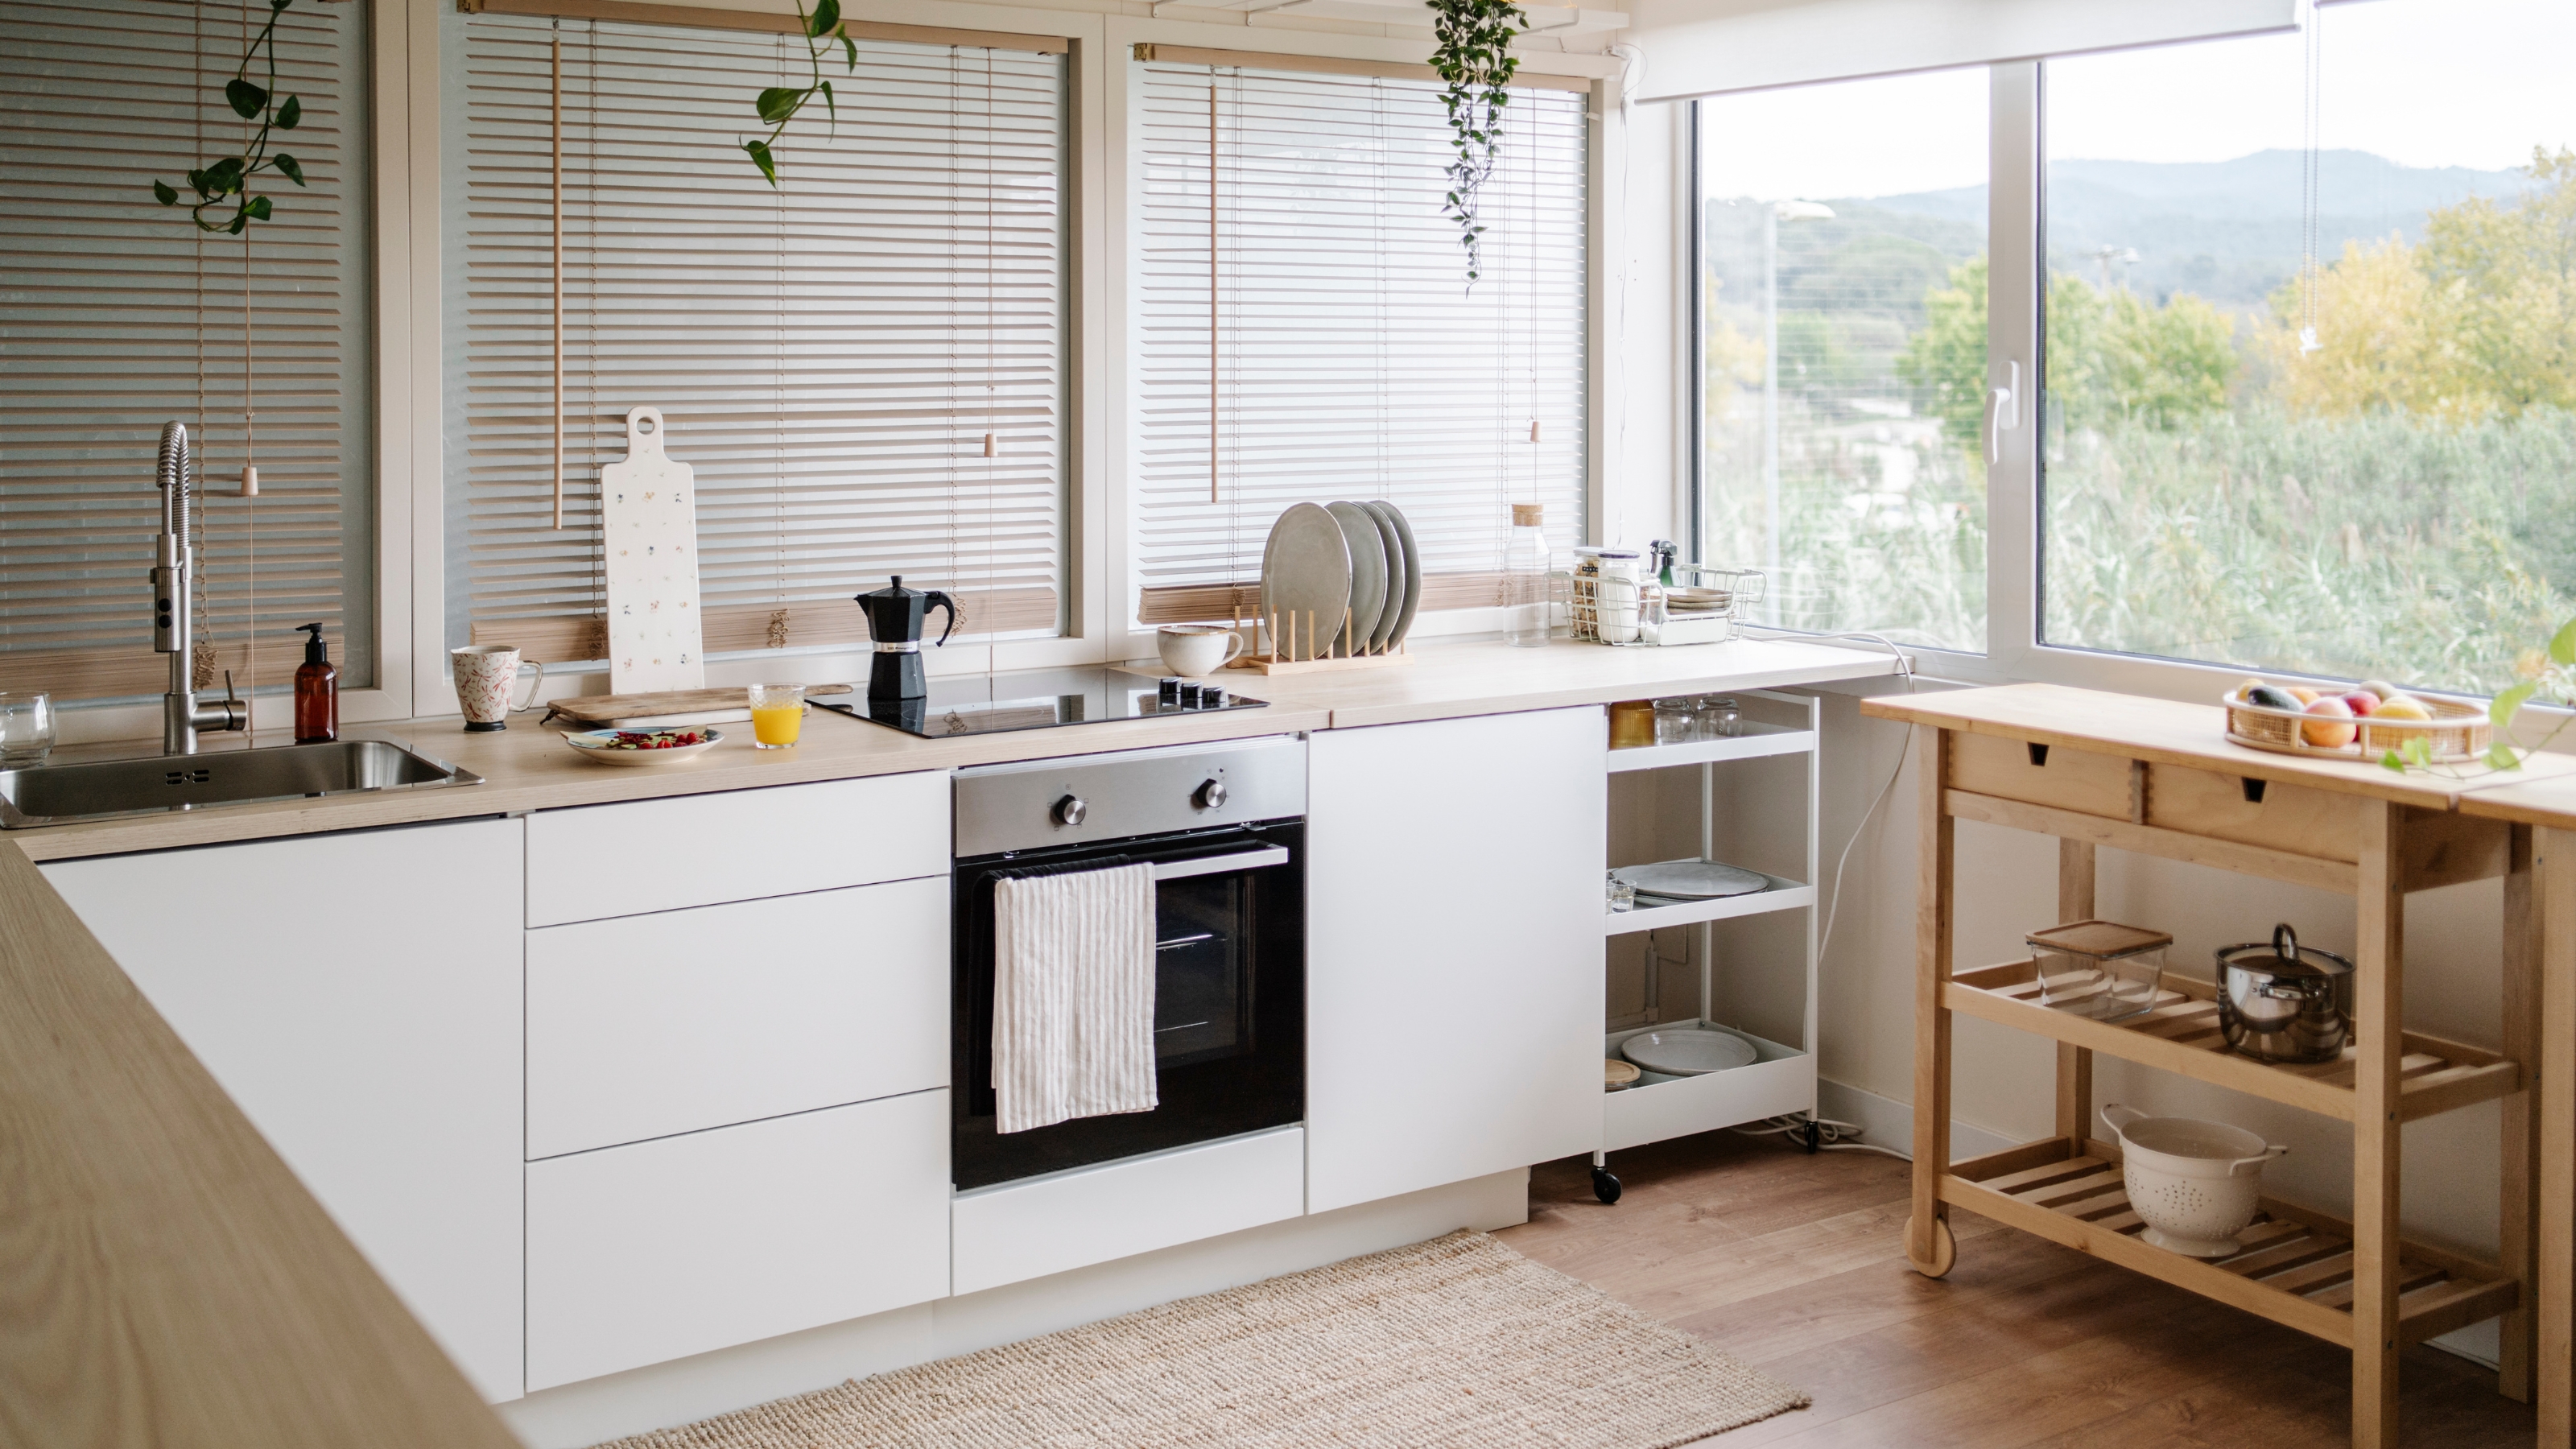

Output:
xmin=1984 ymin=361 xmax=2021 ymax=467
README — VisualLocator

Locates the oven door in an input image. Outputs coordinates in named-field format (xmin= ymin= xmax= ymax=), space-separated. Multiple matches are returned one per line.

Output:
xmin=952 ymin=822 xmax=1304 ymax=1191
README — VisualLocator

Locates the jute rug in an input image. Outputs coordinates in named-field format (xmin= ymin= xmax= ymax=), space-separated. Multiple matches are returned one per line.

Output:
xmin=597 ymin=1230 xmax=1809 ymax=1449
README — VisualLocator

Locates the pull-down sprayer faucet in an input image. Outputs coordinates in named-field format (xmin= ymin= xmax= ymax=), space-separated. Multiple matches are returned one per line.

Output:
xmin=153 ymin=421 xmax=249 ymax=753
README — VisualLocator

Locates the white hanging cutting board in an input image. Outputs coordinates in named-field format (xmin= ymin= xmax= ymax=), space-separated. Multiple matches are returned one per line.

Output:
xmin=600 ymin=405 xmax=706 ymax=694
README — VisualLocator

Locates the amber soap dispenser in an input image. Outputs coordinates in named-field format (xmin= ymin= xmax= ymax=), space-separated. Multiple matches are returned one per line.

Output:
xmin=293 ymin=622 xmax=338 ymax=743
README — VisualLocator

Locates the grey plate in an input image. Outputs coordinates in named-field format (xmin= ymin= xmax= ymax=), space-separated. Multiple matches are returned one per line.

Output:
xmin=1614 ymin=858 xmax=1772 ymax=900
xmin=1359 ymin=501 xmax=1408 ymax=651
xmin=1327 ymin=502 xmax=1388 ymax=653
xmin=1620 ymin=1028 xmax=1759 ymax=1076
xmin=1369 ymin=499 xmax=1424 ymax=647
xmin=1261 ymin=502 xmax=1352 ymax=661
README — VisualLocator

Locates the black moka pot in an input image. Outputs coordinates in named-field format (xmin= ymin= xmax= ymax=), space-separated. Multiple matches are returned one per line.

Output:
xmin=857 ymin=576 xmax=957 ymax=701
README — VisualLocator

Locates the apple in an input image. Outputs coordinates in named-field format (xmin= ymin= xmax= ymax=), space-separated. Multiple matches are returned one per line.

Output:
xmin=2341 ymin=691 xmax=2378 ymax=716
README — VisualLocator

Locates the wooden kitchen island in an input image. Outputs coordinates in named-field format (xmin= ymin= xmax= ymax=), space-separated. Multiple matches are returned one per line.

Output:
xmin=1864 ymin=683 xmax=2575 ymax=1449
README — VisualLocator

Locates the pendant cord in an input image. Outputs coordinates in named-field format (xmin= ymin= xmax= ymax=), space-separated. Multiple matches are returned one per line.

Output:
xmin=2297 ymin=0 xmax=2324 ymax=354
xmin=551 ymin=19 xmax=565 ymax=527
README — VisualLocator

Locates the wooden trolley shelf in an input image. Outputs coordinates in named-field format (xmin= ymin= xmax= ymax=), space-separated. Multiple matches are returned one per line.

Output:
xmin=1949 ymin=1139 xmax=2519 ymax=1352
xmin=1950 ymin=960 xmax=2520 ymax=1124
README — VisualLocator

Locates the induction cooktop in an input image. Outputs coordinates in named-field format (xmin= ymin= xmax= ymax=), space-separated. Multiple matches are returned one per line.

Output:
xmin=815 ymin=666 xmax=1269 ymax=739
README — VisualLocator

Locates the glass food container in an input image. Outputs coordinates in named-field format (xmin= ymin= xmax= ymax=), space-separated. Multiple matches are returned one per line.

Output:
xmin=2026 ymin=919 xmax=2172 ymax=1022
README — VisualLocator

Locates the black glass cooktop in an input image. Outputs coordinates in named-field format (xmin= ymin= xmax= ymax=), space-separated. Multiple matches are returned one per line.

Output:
xmin=816 ymin=666 xmax=1269 ymax=739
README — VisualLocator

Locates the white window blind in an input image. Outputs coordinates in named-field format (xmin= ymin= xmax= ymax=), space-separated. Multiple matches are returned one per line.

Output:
xmin=446 ymin=14 xmax=1067 ymax=663
xmin=1131 ymin=57 xmax=1588 ymax=625
xmin=2 ymin=0 xmax=374 ymax=703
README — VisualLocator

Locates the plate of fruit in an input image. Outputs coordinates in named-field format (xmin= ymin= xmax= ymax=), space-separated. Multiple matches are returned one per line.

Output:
xmin=2222 ymin=679 xmax=2488 ymax=763
xmin=562 ymin=726 xmax=724 ymax=767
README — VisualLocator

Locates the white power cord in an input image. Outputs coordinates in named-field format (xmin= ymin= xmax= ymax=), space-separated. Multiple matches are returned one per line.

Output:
xmin=1728 ymin=1113 xmax=1912 ymax=1161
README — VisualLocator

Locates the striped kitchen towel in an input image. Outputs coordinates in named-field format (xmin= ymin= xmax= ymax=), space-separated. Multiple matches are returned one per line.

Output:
xmin=990 ymin=860 xmax=1158 ymax=1134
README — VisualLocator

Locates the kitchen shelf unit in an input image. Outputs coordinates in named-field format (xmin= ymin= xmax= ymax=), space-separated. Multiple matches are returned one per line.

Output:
xmin=1593 ymin=690 xmax=1820 ymax=1202
xmin=1865 ymin=683 xmax=2541 ymax=1449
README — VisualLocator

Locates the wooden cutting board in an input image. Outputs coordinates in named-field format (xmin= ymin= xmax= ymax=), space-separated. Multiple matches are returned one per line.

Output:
xmin=601 ymin=405 xmax=706 ymax=695
xmin=544 ymin=684 xmax=852 ymax=729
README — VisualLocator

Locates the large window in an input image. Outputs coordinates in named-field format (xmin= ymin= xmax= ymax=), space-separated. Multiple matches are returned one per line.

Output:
xmin=445 ymin=14 xmax=1067 ymax=666
xmin=1697 ymin=68 xmax=1988 ymax=653
xmin=1129 ymin=56 xmax=1587 ymax=625
xmin=2041 ymin=0 xmax=2576 ymax=695
xmin=2 ymin=0 xmax=374 ymax=702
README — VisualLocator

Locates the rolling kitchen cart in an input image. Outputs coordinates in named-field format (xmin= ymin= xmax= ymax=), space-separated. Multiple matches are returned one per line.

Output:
xmin=1867 ymin=683 xmax=2542 ymax=1449
xmin=1593 ymin=688 xmax=1821 ymax=1203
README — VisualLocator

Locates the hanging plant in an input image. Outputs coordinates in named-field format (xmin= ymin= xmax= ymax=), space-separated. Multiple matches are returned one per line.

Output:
xmin=741 ymin=0 xmax=858 ymax=185
xmin=155 ymin=0 xmax=313 ymax=235
xmin=1430 ymin=0 xmax=1526 ymax=286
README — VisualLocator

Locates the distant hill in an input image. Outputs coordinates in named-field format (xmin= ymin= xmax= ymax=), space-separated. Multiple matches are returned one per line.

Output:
xmin=1841 ymin=148 xmax=2534 ymax=310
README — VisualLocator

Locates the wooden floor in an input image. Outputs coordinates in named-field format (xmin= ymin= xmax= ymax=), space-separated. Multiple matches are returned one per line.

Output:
xmin=1495 ymin=1130 xmax=2537 ymax=1448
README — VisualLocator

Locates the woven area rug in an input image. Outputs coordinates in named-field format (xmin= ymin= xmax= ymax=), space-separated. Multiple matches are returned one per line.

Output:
xmin=597 ymin=1230 xmax=1808 ymax=1449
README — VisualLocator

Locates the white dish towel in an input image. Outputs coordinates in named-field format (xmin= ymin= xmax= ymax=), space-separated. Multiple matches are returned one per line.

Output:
xmin=992 ymin=861 xmax=1158 ymax=1135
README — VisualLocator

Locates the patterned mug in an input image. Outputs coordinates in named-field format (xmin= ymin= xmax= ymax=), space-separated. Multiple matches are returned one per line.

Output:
xmin=452 ymin=645 xmax=545 ymax=732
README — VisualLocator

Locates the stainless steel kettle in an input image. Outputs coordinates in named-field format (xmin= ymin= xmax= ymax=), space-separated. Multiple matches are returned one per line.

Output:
xmin=2214 ymin=923 xmax=2355 ymax=1064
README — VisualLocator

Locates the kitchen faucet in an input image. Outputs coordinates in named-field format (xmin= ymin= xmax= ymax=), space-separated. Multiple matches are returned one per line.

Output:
xmin=153 ymin=422 xmax=248 ymax=753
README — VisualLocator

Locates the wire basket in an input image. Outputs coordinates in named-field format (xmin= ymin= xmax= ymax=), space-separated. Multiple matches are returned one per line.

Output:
xmin=2223 ymin=687 xmax=2488 ymax=762
xmin=1559 ymin=564 xmax=1766 ymax=646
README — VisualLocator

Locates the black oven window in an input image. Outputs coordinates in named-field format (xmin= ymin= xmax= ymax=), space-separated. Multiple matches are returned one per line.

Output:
xmin=1153 ymin=874 xmax=1253 ymax=1068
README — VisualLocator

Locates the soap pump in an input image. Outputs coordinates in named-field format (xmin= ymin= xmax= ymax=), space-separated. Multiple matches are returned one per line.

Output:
xmin=293 ymin=622 xmax=338 ymax=744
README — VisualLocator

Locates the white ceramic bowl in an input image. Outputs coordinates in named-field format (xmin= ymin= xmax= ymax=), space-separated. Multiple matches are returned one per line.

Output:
xmin=2101 ymin=1103 xmax=2287 ymax=1257
xmin=562 ymin=727 xmax=723 ymax=767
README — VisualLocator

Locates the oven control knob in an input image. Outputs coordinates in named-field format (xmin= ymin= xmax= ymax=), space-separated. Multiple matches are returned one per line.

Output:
xmin=1051 ymin=793 xmax=1088 ymax=827
xmin=1193 ymin=778 xmax=1228 ymax=811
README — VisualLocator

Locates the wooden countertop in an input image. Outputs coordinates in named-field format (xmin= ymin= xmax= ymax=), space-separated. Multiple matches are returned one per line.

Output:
xmin=11 ymin=637 xmax=1897 ymax=862
xmin=1863 ymin=680 xmax=2576 ymax=811
xmin=0 ymin=839 xmax=522 ymax=1449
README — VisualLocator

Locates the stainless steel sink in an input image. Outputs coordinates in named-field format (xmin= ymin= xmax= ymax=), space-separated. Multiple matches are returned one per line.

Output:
xmin=0 ymin=739 xmax=484 ymax=828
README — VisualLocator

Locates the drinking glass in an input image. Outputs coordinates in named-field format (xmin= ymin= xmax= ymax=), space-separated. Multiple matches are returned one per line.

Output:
xmin=1692 ymin=696 xmax=1741 ymax=739
xmin=748 ymin=683 xmax=805 ymax=749
xmin=1607 ymin=871 xmax=1636 ymax=913
xmin=1653 ymin=697 xmax=1695 ymax=745
xmin=0 ymin=691 xmax=56 ymax=766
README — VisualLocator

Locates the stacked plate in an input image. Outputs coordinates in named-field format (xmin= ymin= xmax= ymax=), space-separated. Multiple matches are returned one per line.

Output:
xmin=1261 ymin=502 xmax=1422 ymax=658
xmin=1665 ymin=586 xmax=1732 ymax=617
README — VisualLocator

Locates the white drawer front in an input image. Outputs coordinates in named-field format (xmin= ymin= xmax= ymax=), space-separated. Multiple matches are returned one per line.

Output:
xmin=951 ymin=1126 xmax=1305 ymax=1296
xmin=526 ymin=772 xmax=947 ymax=926
xmin=526 ymin=876 xmax=948 ymax=1159
xmin=526 ymin=1089 xmax=950 ymax=1390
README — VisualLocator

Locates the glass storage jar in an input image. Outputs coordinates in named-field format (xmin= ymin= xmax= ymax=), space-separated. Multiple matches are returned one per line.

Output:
xmin=2026 ymin=919 xmax=2172 ymax=1022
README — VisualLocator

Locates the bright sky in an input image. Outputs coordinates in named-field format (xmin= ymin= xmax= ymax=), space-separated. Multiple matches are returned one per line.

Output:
xmin=1696 ymin=0 xmax=2576 ymax=202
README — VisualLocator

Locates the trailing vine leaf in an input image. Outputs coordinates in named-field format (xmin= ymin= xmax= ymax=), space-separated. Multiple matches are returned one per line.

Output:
xmin=155 ymin=0 xmax=314 ymax=236
xmin=1429 ymin=0 xmax=1526 ymax=287
xmin=2380 ymin=622 xmax=2576 ymax=777
xmin=741 ymin=0 xmax=857 ymax=186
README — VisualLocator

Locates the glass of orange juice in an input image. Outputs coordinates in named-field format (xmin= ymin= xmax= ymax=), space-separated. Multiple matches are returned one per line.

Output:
xmin=748 ymin=683 xmax=805 ymax=749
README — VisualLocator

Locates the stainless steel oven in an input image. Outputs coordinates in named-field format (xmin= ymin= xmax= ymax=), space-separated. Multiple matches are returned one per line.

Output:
xmin=951 ymin=737 xmax=1306 ymax=1191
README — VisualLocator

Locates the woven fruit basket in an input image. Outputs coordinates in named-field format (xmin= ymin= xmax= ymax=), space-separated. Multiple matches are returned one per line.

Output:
xmin=2223 ymin=686 xmax=2488 ymax=762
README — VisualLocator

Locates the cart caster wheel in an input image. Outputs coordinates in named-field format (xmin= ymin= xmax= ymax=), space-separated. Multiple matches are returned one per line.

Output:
xmin=1905 ymin=1214 xmax=1955 ymax=1279
xmin=1591 ymin=1167 xmax=1623 ymax=1204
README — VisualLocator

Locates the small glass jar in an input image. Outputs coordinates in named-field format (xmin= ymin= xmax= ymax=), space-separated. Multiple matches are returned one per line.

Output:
xmin=1608 ymin=699 xmax=1655 ymax=750
xmin=0 ymin=691 xmax=56 ymax=767
xmin=1653 ymin=697 xmax=1696 ymax=745
xmin=1607 ymin=870 xmax=1636 ymax=913
xmin=1692 ymin=696 xmax=1741 ymax=739
xmin=2028 ymin=919 xmax=2172 ymax=1021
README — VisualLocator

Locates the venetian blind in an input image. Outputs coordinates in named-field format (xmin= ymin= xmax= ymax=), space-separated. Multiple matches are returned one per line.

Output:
xmin=0 ymin=0 xmax=374 ymax=702
xmin=448 ymin=15 xmax=1067 ymax=663
xmin=1131 ymin=59 xmax=1588 ymax=625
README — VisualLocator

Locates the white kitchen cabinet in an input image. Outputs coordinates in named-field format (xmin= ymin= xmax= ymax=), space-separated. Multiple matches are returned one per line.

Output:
xmin=525 ymin=1088 xmax=951 ymax=1390
xmin=41 ymin=818 xmax=526 ymax=1402
xmin=1304 ymin=706 xmax=1607 ymax=1213
xmin=526 ymin=875 xmax=948 ymax=1158
xmin=525 ymin=771 xmax=946 ymax=927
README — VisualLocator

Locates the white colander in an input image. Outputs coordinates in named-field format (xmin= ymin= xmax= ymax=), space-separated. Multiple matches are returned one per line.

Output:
xmin=2100 ymin=1104 xmax=2289 ymax=1257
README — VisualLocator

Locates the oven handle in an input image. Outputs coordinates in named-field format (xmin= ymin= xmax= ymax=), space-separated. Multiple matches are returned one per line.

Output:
xmin=1151 ymin=847 xmax=1289 ymax=881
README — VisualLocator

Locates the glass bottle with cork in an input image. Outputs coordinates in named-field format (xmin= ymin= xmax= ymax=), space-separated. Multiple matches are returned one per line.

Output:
xmin=1502 ymin=502 xmax=1551 ymax=647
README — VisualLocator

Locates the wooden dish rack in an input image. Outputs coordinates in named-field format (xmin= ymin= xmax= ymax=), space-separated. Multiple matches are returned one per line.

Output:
xmin=1220 ymin=605 xmax=1414 ymax=677
xmin=2224 ymin=688 xmax=2488 ymax=762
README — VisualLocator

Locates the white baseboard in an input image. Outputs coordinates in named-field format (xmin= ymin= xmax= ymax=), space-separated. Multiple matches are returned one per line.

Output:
xmin=1814 ymin=1077 xmax=2017 ymax=1162
xmin=496 ymin=1167 xmax=1530 ymax=1449
xmin=1813 ymin=1080 xmax=2501 ymax=1369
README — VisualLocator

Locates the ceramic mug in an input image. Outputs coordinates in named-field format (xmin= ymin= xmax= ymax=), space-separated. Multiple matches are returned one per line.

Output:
xmin=452 ymin=645 xmax=545 ymax=732
xmin=1158 ymin=625 xmax=1245 ymax=678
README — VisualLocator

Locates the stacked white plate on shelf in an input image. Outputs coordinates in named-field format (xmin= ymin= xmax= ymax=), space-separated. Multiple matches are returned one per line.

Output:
xmin=1261 ymin=501 xmax=1422 ymax=657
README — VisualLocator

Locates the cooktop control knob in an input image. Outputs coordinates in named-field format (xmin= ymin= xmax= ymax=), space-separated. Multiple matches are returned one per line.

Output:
xmin=1052 ymin=793 xmax=1088 ymax=827
xmin=1194 ymin=778 xmax=1228 ymax=811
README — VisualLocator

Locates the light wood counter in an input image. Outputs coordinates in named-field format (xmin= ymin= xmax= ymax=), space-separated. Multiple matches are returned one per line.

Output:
xmin=11 ymin=637 xmax=1897 ymax=862
xmin=0 ymin=837 xmax=524 ymax=1449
